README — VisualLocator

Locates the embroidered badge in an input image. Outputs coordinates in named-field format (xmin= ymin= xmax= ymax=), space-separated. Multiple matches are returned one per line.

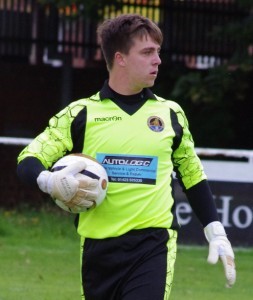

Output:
xmin=147 ymin=116 xmax=164 ymax=132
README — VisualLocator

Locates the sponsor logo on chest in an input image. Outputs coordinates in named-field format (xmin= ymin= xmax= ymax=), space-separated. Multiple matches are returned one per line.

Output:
xmin=94 ymin=116 xmax=122 ymax=122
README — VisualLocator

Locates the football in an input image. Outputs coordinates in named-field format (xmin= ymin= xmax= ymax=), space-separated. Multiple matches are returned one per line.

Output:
xmin=51 ymin=153 xmax=108 ymax=213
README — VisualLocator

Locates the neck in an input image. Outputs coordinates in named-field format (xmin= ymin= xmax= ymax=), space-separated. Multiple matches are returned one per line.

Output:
xmin=108 ymin=72 xmax=142 ymax=95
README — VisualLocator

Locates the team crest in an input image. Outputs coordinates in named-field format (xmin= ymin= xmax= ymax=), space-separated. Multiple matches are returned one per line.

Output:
xmin=147 ymin=116 xmax=164 ymax=132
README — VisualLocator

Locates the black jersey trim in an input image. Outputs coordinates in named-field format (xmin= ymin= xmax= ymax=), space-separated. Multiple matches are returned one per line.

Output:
xmin=71 ymin=106 xmax=87 ymax=153
xmin=99 ymin=80 xmax=157 ymax=115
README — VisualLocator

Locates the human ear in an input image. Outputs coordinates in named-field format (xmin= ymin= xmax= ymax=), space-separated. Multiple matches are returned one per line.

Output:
xmin=115 ymin=52 xmax=126 ymax=67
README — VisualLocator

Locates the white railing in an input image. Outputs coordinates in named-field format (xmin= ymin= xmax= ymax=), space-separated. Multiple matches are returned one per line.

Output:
xmin=2 ymin=136 xmax=253 ymax=182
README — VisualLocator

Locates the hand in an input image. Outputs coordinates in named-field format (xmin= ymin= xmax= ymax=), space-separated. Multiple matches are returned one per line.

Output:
xmin=204 ymin=221 xmax=236 ymax=288
xmin=66 ymin=173 xmax=99 ymax=209
xmin=37 ymin=161 xmax=98 ymax=209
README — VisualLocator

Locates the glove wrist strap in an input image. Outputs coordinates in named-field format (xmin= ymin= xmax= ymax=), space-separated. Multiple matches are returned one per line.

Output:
xmin=37 ymin=170 xmax=53 ymax=194
xmin=204 ymin=221 xmax=226 ymax=242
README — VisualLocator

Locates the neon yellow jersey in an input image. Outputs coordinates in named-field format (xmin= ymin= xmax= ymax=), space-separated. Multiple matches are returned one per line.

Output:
xmin=18 ymin=91 xmax=206 ymax=238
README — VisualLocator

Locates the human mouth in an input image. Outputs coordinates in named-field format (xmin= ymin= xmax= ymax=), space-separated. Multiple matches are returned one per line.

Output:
xmin=150 ymin=70 xmax=158 ymax=77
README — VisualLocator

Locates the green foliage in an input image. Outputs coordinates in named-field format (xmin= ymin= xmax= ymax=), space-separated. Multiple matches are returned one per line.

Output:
xmin=171 ymin=67 xmax=250 ymax=105
xmin=169 ymin=65 xmax=252 ymax=148
xmin=168 ymin=0 xmax=253 ymax=149
xmin=211 ymin=17 xmax=253 ymax=67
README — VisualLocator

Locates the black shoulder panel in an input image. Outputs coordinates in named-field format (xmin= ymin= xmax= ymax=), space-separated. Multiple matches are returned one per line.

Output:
xmin=70 ymin=106 xmax=87 ymax=153
xmin=170 ymin=109 xmax=183 ymax=152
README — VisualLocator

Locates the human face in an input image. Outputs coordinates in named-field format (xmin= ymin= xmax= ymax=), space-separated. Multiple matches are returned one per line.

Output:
xmin=121 ymin=35 xmax=161 ymax=93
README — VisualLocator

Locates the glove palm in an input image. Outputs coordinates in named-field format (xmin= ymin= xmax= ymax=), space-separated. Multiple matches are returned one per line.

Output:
xmin=204 ymin=221 xmax=236 ymax=288
xmin=37 ymin=161 xmax=98 ymax=209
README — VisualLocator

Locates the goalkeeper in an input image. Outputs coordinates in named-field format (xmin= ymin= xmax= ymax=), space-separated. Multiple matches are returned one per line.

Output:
xmin=17 ymin=14 xmax=236 ymax=300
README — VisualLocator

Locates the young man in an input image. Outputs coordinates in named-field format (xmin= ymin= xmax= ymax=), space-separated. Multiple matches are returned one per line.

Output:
xmin=17 ymin=14 xmax=236 ymax=300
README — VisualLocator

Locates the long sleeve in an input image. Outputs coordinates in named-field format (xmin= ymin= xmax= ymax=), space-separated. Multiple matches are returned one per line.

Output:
xmin=185 ymin=179 xmax=219 ymax=227
xmin=17 ymin=156 xmax=46 ymax=187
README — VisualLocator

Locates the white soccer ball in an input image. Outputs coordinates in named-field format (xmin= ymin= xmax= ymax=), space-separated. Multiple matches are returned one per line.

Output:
xmin=51 ymin=153 xmax=108 ymax=213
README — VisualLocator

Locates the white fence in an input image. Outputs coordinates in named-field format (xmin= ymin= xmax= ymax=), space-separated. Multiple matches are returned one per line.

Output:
xmin=2 ymin=136 xmax=253 ymax=246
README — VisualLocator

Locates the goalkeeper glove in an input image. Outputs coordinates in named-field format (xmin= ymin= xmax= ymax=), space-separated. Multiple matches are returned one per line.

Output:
xmin=37 ymin=161 xmax=98 ymax=209
xmin=204 ymin=221 xmax=236 ymax=288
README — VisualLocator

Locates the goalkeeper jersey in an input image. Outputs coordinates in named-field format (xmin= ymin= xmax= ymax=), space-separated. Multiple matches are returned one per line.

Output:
xmin=17 ymin=81 xmax=207 ymax=238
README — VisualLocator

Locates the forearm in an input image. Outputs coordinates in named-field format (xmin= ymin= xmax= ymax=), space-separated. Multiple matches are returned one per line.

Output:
xmin=185 ymin=179 xmax=219 ymax=227
xmin=17 ymin=156 xmax=46 ymax=187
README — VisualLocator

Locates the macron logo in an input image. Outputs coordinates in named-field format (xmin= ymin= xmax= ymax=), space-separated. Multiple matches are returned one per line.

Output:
xmin=94 ymin=116 xmax=122 ymax=122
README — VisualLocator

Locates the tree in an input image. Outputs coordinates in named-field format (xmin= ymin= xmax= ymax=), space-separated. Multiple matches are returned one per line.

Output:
xmin=169 ymin=0 xmax=253 ymax=149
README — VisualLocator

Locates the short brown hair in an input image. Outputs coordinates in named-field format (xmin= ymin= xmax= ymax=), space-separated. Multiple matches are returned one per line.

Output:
xmin=97 ymin=14 xmax=163 ymax=70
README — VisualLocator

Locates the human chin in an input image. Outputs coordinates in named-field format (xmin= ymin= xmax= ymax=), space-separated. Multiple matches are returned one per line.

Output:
xmin=145 ymin=77 xmax=156 ymax=87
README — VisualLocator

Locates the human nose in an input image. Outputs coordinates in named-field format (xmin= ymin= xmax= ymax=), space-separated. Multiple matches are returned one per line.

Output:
xmin=153 ymin=53 xmax=161 ymax=65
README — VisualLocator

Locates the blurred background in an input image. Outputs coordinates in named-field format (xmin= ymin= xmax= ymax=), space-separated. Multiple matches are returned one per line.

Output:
xmin=0 ymin=0 xmax=253 ymax=246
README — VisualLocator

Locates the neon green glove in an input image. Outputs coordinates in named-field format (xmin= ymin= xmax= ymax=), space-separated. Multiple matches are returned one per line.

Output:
xmin=204 ymin=221 xmax=236 ymax=288
xmin=37 ymin=161 xmax=98 ymax=208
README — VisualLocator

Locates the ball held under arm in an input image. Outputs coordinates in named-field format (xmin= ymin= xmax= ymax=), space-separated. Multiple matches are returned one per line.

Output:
xmin=37 ymin=161 xmax=87 ymax=202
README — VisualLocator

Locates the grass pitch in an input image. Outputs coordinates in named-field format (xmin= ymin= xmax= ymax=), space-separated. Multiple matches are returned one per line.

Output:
xmin=171 ymin=246 xmax=253 ymax=300
xmin=0 ymin=207 xmax=252 ymax=300
xmin=0 ymin=207 xmax=80 ymax=300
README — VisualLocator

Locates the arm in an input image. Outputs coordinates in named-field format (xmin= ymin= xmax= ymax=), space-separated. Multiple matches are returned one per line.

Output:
xmin=186 ymin=180 xmax=236 ymax=287
xmin=17 ymin=156 xmax=46 ymax=187
xmin=185 ymin=179 xmax=219 ymax=227
xmin=171 ymin=103 xmax=236 ymax=287
xmin=17 ymin=101 xmax=98 ymax=211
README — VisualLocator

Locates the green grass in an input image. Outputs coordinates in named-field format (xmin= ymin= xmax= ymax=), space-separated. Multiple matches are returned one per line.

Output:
xmin=0 ymin=207 xmax=80 ymax=300
xmin=0 ymin=207 xmax=253 ymax=300
xmin=171 ymin=246 xmax=253 ymax=300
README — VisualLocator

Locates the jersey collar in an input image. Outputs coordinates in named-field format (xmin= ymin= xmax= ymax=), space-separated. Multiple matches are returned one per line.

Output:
xmin=99 ymin=80 xmax=157 ymax=101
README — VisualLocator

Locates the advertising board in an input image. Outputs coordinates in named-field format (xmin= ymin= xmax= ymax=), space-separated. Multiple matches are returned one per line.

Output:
xmin=176 ymin=148 xmax=253 ymax=246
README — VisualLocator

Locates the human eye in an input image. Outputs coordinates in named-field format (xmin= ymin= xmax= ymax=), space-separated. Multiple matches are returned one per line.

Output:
xmin=143 ymin=49 xmax=152 ymax=55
